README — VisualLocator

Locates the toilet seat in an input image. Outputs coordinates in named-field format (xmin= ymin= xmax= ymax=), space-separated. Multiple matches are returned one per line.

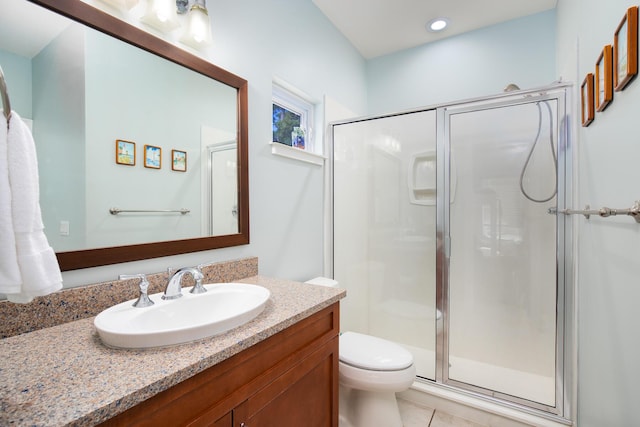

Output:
xmin=340 ymin=331 xmax=413 ymax=371
xmin=339 ymin=360 xmax=416 ymax=392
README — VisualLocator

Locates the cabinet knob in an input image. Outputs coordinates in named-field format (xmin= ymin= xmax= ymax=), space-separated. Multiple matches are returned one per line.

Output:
xmin=240 ymin=423 xmax=246 ymax=427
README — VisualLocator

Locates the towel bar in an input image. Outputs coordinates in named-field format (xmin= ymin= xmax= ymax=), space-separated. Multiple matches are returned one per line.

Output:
xmin=109 ymin=208 xmax=190 ymax=215
xmin=548 ymin=200 xmax=640 ymax=223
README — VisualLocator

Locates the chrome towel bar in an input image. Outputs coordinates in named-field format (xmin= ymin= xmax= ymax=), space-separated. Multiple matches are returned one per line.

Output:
xmin=109 ymin=208 xmax=190 ymax=215
xmin=549 ymin=200 xmax=640 ymax=223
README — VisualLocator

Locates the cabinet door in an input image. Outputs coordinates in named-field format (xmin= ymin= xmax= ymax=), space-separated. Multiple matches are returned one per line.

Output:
xmin=211 ymin=411 xmax=233 ymax=427
xmin=236 ymin=336 xmax=338 ymax=427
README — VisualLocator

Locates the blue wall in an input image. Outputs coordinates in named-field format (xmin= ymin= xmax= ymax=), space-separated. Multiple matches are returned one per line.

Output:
xmin=61 ymin=0 xmax=368 ymax=286
xmin=556 ymin=0 xmax=640 ymax=425
xmin=32 ymin=25 xmax=86 ymax=252
xmin=56 ymin=2 xmax=556 ymax=291
xmin=366 ymin=10 xmax=557 ymax=115
xmin=0 ymin=50 xmax=32 ymax=118
xmin=83 ymin=28 xmax=236 ymax=249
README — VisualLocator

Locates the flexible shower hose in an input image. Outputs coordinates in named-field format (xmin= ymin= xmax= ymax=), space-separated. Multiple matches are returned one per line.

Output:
xmin=519 ymin=101 xmax=557 ymax=203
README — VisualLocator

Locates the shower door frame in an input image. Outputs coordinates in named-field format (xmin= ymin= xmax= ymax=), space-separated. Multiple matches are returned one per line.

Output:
xmin=327 ymin=83 xmax=575 ymax=422
xmin=434 ymin=85 xmax=574 ymax=420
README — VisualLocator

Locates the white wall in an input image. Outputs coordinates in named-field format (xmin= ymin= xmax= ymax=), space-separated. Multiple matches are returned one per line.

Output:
xmin=556 ymin=1 xmax=640 ymax=426
xmin=59 ymin=0 xmax=367 ymax=287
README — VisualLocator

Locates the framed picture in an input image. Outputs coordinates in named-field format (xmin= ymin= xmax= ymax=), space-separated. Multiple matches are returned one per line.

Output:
xmin=115 ymin=139 xmax=136 ymax=166
xmin=144 ymin=145 xmax=162 ymax=169
xmin=172 ymin=149 xmax=187 ymax=172
xmin=614 ymin=6 xmax=638 ymax=91
xmin=581 ymin=73 xmax=595 ymax=127
xmin=595 ymin=44 xmax=613 ymax=112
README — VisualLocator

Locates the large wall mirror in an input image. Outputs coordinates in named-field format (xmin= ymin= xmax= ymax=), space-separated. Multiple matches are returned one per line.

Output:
xmin=0 ymin=0 xmax=249 ymax=271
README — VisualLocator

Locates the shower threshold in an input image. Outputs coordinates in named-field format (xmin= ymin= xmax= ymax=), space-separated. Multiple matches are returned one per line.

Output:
xmin=400 ymin=380 xmax=571 ymax=427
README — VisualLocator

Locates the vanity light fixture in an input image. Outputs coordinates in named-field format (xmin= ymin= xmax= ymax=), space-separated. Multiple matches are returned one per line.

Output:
xmin=176 ymin=0 xmax=190 ymax=14
xmin=179 ymin=0 xmax=213 ymax=48
xmin=137 ymin=0 xmax=212 ymax=49
xmin=427 ymin=18 xmax=449 ymax=32
xmin=141 ymin=0 xmax=180 ymax=33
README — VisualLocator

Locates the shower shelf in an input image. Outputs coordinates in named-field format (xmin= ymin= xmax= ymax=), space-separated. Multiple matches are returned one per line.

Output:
xmin=408 ymin=151 xmax=437 ymax=205
xmin=549 ymin=200 xmax=640 ymax=223
xmin=407 ymin=150 xmax=456 ymax=205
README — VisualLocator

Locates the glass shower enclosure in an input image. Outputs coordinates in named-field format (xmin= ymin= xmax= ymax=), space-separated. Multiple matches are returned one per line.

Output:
xmin=331 ymin=85 xmax=573 ymax=418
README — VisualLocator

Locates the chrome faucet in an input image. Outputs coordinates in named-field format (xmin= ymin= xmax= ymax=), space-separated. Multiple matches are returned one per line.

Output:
xmin=119 ymin=273 xmax=154 ymax=308
xmin=163 ymin=267 xmax=206 ymax=300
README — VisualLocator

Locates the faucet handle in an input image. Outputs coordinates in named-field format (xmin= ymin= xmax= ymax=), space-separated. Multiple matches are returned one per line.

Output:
xmin=190 ymin=265 xmax=207 ymax=295
xmin=119 ymin=274 xmax=154 ymax=308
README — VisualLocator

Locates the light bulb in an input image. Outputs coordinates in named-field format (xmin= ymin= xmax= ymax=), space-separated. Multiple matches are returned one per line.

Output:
xmin=180 ymin=2 xmax=212 ymax=48
xmin=141 ymin=0 xmax=180 ymax=33
xmin=427 ymin=18 xmax=449 ymax=32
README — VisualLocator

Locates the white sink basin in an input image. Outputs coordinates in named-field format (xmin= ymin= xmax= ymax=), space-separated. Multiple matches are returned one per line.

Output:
xmin=94 ymin=283 xmax=270 ymax=349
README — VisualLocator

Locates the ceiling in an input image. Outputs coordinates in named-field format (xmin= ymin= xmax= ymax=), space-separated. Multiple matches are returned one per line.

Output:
xmin=0 ymin=0 xmax=70 ymax=58
xmin=0 ymin=0 xmax=557 ymax=60
xmin=312 ymin=0 xmax=558 ymax=59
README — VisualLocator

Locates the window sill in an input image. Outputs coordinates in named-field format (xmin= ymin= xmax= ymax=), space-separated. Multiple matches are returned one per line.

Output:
xmin=269 ymin=142 xmax=325 ymax=166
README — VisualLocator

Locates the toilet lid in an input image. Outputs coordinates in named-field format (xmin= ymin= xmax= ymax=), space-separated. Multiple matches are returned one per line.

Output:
xmin=339 ymin=331 xmax=413 ymax=371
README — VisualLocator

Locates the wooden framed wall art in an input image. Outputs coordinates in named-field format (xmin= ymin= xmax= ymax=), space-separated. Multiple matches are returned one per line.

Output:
xmin=144 ymin=145 xmax=162 ymax=169
xmin=581 ymin=73 xmax=595 ymax=127
xmin=115 ymin=139 xmax=135 ymax=166
xmin=614 ymin=6 xmax=638 ymax=91
xmin=595 ymin=44 xmax=613 ymax=112
xmin=172 ymin=149 xmax=187 ymax=172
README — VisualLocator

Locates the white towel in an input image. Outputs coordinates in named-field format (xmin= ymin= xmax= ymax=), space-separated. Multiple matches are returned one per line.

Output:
xmin=1 ymin=111 xmax=63 ymax=303
xmin=0 ymin=114 xmax=21 ymax=293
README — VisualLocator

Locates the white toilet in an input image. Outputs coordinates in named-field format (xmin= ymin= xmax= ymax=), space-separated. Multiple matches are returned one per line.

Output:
xmin=305 ymin=278 xmax=416 ymax=427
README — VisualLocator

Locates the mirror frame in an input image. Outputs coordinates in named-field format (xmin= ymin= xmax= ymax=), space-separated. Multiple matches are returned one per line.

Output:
xmin=29 ymin=0 xmax=250 ymax=271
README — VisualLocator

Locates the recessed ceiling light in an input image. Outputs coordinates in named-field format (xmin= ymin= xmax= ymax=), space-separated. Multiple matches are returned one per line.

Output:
xmin=427 ymin=18 xmax=449 ymax=32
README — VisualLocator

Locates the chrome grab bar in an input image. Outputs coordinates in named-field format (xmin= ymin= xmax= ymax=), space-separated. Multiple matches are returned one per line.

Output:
xmin=109 ymin=208 xmax=190 ymax=215
xmin=549 ymin=200 xmax=640 ymax=223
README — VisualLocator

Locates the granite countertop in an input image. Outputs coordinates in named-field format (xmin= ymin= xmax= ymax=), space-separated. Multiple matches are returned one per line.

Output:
xmin=0 ymin=276 xmax=345 ymax=427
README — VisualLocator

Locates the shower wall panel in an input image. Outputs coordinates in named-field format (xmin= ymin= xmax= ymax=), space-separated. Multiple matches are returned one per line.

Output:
xmin=333 ymin=110 xmax=438 ymax=380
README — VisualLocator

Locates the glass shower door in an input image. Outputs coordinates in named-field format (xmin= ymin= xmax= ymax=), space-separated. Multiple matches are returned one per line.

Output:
xmin=442 ymin=98 xmax=560 ymax=408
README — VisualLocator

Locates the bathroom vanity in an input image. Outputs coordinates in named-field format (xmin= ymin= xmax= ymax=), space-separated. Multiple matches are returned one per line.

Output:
xmin=102 ymin=302 xmax=339 ymax=426
xmin=0 ymin=276 xmax=344 ymax=426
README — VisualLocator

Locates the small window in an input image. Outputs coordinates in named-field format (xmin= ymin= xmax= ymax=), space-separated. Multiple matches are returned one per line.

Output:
xmin=272 ymin=81 xmax=315 ymax=152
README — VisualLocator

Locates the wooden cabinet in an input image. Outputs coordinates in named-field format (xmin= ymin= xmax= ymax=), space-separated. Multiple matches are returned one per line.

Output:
xmin=100 ymin=303 xmax=339 ymax=427
xmin=211 ymin=412 xmax=232 ymax=427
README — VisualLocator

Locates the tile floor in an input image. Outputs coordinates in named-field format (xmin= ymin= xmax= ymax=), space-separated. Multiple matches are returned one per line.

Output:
xmin=398 ymin=398 xmax=487 ymax=427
